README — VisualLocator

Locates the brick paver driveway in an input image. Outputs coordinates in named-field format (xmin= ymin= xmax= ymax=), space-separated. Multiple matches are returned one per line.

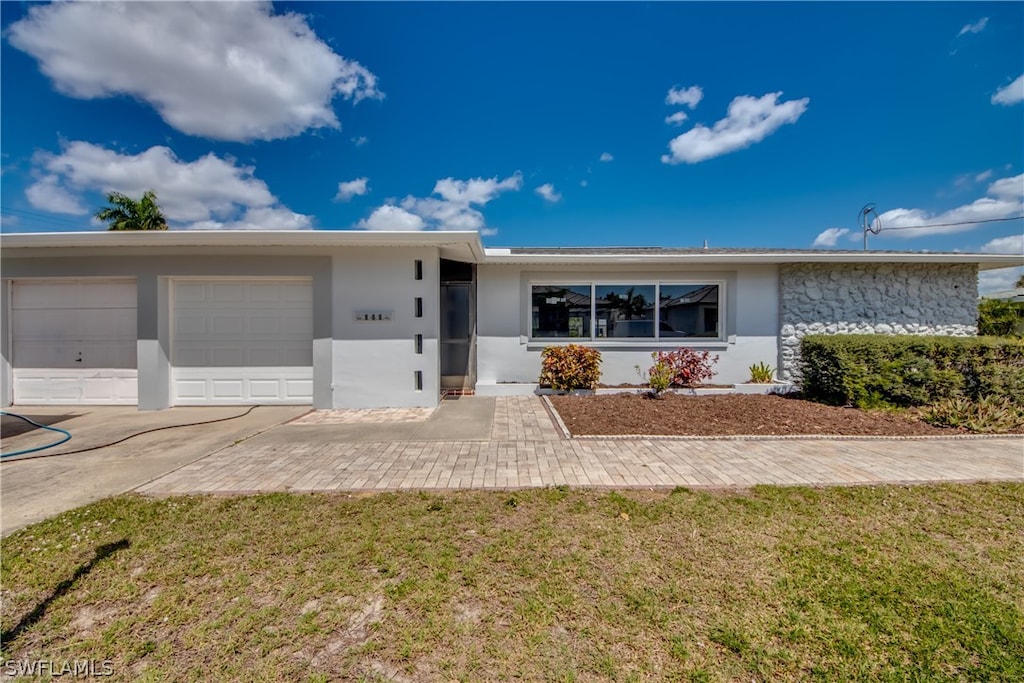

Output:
xmin=137 ymin=396 xmax=1024 ymax=495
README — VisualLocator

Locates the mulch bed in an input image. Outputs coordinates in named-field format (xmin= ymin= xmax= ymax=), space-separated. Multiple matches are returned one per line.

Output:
xmin=548 ymin=392 xmax=970 ymax=437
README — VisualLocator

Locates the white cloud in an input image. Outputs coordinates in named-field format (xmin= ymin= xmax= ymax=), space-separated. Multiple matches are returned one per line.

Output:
xmin=665 ymin=111 xmax=689 ymax=126
xmin=335 ymin=177 xmax=369 ymax=202
xmin=665 ymin=85 xmax=703 ymax=109
xmin=580 ymin=180 xmax=588 ymax=188
xmin=979 ymin=267 xmax=1024 ymax=295
xmin=992 ymin=75 xmax=1024 ymax=106
xmin=599 ymin=152 xmax=614 ymax=162
xmin=989 ymin=175 xmax=1024 ymax=201
xmin=661 ymin=92 xmax=809 ymax=165
xmin=27 ymin=141 xmax=311 ymax=229
xmin=358 ymin=205 xmax=425 ymax=232
xmin=432 ymin=174 xmax=522 ymax=206
xmin=26 ymin=174 xmax=89 ymax=215
xmin=190 ymin=206 xmax=311 ymax=231
xmin=7 ymin=1 xmax=382 ymax=142
xmin=876 ymin=174 xmax=1023 ymax=238
xmin=360 ymin=173 xmax=522 ymax=234
xmin=949 ymin=169 xmax=997 ymax=195
xmin=535 ymin=183 xmax=562 ymax=203
xmin=352 ymin=136 xmax=369 ymax=147
xmin=957 ymin=17 xmax=988 ymax=37
xmin=952 ymin=173 xmax=973 ymax=190
xmin=954 ymin=169 xmax=993 ymax=189
xmin=981 ymin=234 xmax=1024 ymax=255
xmin=401 ymin=197 xmax=488 ymax=231
xmin=812 ymin=227 xmax=850 ymax=248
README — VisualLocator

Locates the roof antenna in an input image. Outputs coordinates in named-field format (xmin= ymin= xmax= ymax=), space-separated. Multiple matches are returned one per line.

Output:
xmin=860 ymin=203 xmax=881 ymax=251
xmin=702 ymin=239 xmax=708 ymax=250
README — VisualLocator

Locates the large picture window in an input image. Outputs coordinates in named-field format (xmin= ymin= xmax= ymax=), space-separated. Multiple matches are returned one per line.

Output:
xmin=595 ymin=284 xmax=655 ymax=338
xmin=659 ymin=284 xmax=719 ymax=337
xmin=530 ymin=282 xmax=721 ymax=341
xmin=531 ymin=285 xmax=592 ymax=338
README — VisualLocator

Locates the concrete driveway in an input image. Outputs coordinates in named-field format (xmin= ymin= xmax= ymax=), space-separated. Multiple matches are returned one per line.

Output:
xmin=1 ymin=405 xmax=305 ymax=535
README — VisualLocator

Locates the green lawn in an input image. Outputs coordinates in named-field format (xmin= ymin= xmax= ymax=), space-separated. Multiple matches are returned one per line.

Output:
xmin=2 ymin=484 xmax=1023 ymax=681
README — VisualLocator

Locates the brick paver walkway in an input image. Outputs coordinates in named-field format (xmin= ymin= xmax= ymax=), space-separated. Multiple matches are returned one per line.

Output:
xmin=490 ymin=396 xmax=561 ymax=441
xmin=137 ymin=397 xmax=1024 ymax=495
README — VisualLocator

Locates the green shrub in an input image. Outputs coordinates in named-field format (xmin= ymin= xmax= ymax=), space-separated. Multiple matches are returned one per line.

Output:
xmin=977 ymin=365 xmax=1024 ymax=398
xmin=635 ymin=353 xmax=675 ymax=397
xmin=922 ymin=396 xmax=1024 ymax=434
xmin=539 ymin=344 xmax=602 ymax=391
xmin=748 ymin=362 xmax=775 ymax=383
xmin=800 ymin=335 xmax=1024 ymax=409
xmin=978 ymin=298 xmax=1024 ymax=337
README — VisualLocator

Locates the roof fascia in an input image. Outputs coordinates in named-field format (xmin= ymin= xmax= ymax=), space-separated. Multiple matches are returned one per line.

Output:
xmin=0 ymin=230 xmax=487 ymax=261
xmin=480 ymin=250 xmax=1024 ymax=270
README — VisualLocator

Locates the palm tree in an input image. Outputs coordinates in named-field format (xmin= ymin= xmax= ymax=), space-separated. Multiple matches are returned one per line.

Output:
xmin=604 ymin=287 xmax=648 ymax=320
xmin=95 ymin=190 xmax=168 ymax=231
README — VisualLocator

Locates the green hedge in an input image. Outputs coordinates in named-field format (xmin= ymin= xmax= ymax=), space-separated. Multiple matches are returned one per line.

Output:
xmin=978 ymin=298 xmax=1024 ymax=336
xmin=799 ymin=335 xmax=1024 ymax=408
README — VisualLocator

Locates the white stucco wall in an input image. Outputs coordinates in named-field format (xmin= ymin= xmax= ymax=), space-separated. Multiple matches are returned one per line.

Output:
xmin=0 ymin=279 xmax=10 ymax=407
xmin=331 ymin=247 xmax=440 ymax=408
xmin=2 ymin=247 xmax=442 ymax=410
xmin=778 ymin=262 xmax=979 ymax=381
xmin=3 ymin=244 xmax=989 ymax=408
xmin=135 ymin=274 xmax=170 ymax=410
xmin=476 ymin=263 xmax=781 ymax=388
xmin=1 ymin=254 xmax=334 ymax=409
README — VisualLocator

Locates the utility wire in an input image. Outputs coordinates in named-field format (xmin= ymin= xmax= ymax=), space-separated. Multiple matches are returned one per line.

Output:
xmin=1 ymin=207 xmax=95 ymax=231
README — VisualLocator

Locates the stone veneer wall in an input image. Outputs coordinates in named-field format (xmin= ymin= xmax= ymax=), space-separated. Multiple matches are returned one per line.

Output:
xmin=778 ymin=263 xmax=978 ymax=382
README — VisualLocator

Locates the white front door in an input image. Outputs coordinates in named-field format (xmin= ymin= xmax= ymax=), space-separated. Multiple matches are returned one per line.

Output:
xmin=11 ymin=279 xmax=138 ymax=405
xmin=171 ymin=279 xmax=313 ymax=405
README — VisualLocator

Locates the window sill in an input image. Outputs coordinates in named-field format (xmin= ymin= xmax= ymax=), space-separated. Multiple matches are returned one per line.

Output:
xmin=526 ymin=337 xmax=732 ymax=350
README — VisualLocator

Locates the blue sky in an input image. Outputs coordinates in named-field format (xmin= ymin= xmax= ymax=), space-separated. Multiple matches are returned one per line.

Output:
xmin=2 ymin=2 xmax=1022 ymax=288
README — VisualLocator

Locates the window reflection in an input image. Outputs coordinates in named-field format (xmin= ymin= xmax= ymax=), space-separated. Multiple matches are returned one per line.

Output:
xmin=595 ymin=285 xmax=655 ymax=338
xmin=530 ymin=283 xmax=721 ymax=339
xmin=531 ymin=285 xmax=592 ymax=338
xmin=659 ymin=284 xmax=719 ymax=337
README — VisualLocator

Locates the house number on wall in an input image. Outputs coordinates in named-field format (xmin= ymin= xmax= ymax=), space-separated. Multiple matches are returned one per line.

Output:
xmin=355 ymin=311 xmax=393 ymax=322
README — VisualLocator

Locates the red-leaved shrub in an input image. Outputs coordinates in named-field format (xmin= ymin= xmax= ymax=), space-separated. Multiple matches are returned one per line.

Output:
xmin=655 ymin=348 xmax=718 ymax=387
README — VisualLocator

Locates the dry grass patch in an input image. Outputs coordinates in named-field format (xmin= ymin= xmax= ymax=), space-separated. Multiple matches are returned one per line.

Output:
xmin=2 ymin=485 xmax=1023 ymax=681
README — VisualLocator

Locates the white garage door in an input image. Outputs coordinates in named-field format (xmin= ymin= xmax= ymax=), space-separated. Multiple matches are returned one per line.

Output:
xmin=12 ymin=279 xmax=138 ymax=405
xmin=171 ymin=279 xmax=313 ymax=405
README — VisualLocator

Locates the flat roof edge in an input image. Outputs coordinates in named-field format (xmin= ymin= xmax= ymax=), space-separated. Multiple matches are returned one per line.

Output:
xmin=480 ymin=251 xmax=1024 ymax=269
xmin=0 ymin=230 xmax=487 ymax=261
xmin=0 ymin=230 xmax=483 ymax=246
xmin=2 ymin=233 xmax=1019 ymax=270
